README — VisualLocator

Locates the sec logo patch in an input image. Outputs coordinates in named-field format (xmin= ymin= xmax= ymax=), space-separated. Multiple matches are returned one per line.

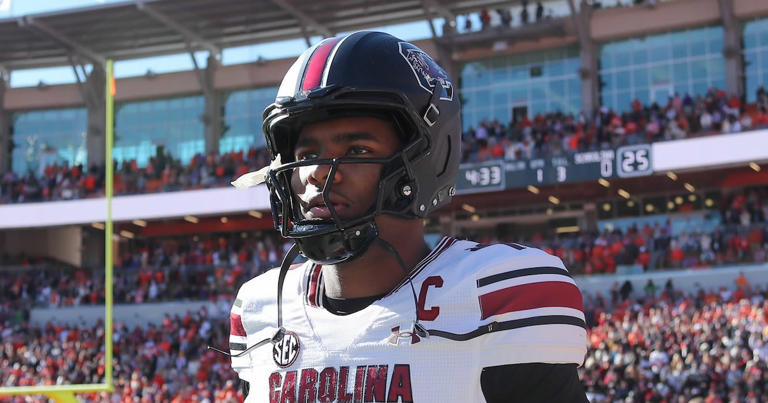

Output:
xmin=273 ymin=331 xmax=300 ymax=368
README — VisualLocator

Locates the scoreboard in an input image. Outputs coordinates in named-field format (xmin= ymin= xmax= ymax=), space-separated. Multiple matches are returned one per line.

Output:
xmin=456 ymin=144 xmax=653 ymax=194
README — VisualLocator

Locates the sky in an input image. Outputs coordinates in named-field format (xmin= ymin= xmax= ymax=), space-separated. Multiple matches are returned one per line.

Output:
xmin=0 ymin=0 xmax=441 ymax=87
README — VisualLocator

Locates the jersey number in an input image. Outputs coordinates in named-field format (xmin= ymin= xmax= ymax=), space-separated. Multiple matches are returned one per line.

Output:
xmin=417 ymin=276 xmax=443 ymax=321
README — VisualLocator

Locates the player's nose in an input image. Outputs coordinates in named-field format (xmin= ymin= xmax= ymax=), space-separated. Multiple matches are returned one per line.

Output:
xmin=307 ymin=162 xmax=342 ymax=187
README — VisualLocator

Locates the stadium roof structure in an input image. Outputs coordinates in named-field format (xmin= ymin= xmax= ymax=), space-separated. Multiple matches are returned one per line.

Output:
xmin=0 ymin=0 xmax=518 ymax=70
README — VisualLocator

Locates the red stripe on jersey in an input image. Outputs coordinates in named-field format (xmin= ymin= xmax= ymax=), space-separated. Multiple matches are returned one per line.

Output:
xmin=479 ymin=281 xmax=583 ymax=320
xmin=307 ymin=264 xmax=322 ymax=307
xmin=301 ymin=37 xmax=342 ymax=91
xmin=230 ymin=312 xmax=246 ymax=337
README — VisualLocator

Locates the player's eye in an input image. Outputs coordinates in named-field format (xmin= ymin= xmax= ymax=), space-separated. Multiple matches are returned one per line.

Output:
xmin=295 ymin=150 xmax=319 ymax=161
xmin=347 ymin=146 xmax=372 ymax=156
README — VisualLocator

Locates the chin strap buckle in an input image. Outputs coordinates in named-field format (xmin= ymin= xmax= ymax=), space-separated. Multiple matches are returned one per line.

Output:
xmin=271 ymin=327 xmax=287 ymax=344
xmin=414 ymin=322 xmax=429 ymax=338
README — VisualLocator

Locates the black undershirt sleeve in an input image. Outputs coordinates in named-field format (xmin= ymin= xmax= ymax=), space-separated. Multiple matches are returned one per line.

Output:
xmin=481 ymin=363 xmax=588 ymax=403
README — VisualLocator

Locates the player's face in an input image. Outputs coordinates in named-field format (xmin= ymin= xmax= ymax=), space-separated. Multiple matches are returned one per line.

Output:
xmin=290 ymin=116 xmax=401 ymax=220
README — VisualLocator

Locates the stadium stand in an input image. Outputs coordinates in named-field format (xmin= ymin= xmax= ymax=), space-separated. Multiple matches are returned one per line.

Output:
xmin=6 ymin=278 xmax=768 ymax=402
xmin=1 ymin=308 xmax=243 ymax=402
xmin=581 ymin=278 xmax=768 ymax=402
xmin=4 ymin=89 xmax=767 ymax=205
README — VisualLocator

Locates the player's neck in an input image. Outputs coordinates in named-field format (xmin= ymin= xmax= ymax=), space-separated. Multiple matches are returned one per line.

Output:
xmin=321 ymin=216 xmax=429 ymax=299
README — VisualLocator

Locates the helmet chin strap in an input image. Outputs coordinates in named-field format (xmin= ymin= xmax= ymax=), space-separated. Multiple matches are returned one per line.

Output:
xmin=276 ymin=243 xmax=302 ymax=329
xmin=207 ymin=243 xmax=301 ymax=358
xmin=373 ymin=237 xmax=430 ymax=338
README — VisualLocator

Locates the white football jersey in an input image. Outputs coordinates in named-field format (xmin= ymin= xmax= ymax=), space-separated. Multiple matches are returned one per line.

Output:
xmin=230 ymin=237 xmax=587 ymax=403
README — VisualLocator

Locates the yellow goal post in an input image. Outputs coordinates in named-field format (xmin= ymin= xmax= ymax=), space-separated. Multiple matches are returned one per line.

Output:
xmin=0 ymin=60 xmax=116 ymax=403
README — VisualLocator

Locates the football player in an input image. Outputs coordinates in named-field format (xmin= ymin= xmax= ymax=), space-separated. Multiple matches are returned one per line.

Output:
xmin=227 ymin=31 xmax=588 ymax=402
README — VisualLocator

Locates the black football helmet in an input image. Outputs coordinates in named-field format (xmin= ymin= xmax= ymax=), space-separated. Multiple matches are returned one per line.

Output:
xmin=261 ymin=31 xmax=461 ymax=264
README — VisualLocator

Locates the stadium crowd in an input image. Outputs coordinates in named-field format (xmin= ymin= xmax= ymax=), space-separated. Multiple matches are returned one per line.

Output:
xmin=0 ymin=232 xmax=288 ymax=321
xmin=461 ymin=187 xmax=768 ymax=276
xmin=4 ymin=88 xmax=768 ymax=205
xmin=0 ymin=146 xmax=270 ymax=204
xmin=5 ymin=272 xmax=768 ymax=402
xmin=457 ymin=0 xmax=660 ymax=34
xmin=461 ymin=88 xmax=768 ymax=164
xmin=0 ymin=307 xmax=243 ymax=402
xmin=2 ymin=186 xmax=766 ymax=318
xmin=581 ymin=273 xmax=768 ymax=402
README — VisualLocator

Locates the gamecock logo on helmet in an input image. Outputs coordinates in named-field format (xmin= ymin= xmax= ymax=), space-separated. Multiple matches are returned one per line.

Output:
xmin=398 ymin=42 xmax=453 ymax=101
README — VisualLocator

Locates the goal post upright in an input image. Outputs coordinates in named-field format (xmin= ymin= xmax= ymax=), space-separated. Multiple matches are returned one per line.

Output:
xmin=0 ymin=59 xmax=116 ymax=402
xmin=104 ymin=58 xmax=115 ymax=391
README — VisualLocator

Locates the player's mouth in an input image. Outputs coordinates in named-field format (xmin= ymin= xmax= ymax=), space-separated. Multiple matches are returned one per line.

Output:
xmin=304 ymin=196 xmax=349 ymax=219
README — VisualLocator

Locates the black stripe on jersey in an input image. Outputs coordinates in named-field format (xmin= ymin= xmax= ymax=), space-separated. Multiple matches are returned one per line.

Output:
xmin=234 ymin=299 xmax=243 ymax=307
xmin=476 ymin=266 xmax=572 ymax=288
xmin=230 ymin=342 xmax=247 ymax=351
xmin=427 ymin=315 xmax=587 ymax=342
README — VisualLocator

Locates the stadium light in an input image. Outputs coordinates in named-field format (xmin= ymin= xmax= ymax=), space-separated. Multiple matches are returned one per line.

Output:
xmin=684 ymin=183 xmax=695 ymax=192
xmin=220 ymin=217 xmax=229 ymax=223
xmin=184 ymin=215 xmax=199 ymax=223
xmin=132 ymin=219 xmax=147 ymax=227
xmin=461 ymin=203 xmax=476 ymax=213
xmin=617 ymin=189 xmax=630 ymax=199
xmin=598 ymin=178 xmax=610 ymax=187
xmin=248 ymin=210 xmax=263 ymax=218
xmin=527 ymin=185 xmax=540 ymax=194
xmin=91 ymin=222 xmax=105 ymax=230
xmin=666 ymin=171 xmax=678 ymax=181
xmin=548 ymin=195 xmax=560 ymax=205
xmin=119 ymin=230 xmax=134 ymax=239
xmin=556 ymin=226 xmax=580 ymax=234
xmin=749 ymin=162 xmax=761 ymax=172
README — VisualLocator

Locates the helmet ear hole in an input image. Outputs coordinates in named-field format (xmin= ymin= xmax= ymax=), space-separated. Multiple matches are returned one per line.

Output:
xmin=398 ymin=180 xmax=415 ymax=199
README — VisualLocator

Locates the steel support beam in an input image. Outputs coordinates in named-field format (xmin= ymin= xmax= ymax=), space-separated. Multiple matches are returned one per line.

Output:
xmin=421 ymin=0 xmax=457 ymax=37
xmin=136 ymin=1 xmax=221 ymax=57
xmin=423 ymin=0 xmax=455 ymax=23
xmin=568 ymin=0 xmax=598 ymax=118
xmin=136 ymin=0 xmax=225 ymax=155
xmin=200 ymin=53 xmax=222 ymax=156
xmin=718 ymin=0 xmax=744 ymax=99
xmin=19 ymin=16 xmax=107 ymax=66
xmin=0 ymin=72 xmax=9 ymax=174
xmin=421 ymin=0 xmax=439 ymax=38
xmin=269 ymin=0 xmax=332 ymax=39
xmin=84 ymin=63 xmax=107 ymax=169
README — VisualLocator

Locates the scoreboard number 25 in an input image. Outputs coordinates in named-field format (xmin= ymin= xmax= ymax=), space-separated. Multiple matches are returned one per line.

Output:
xmin=616 ymin=145 xmax=653 ymax=178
